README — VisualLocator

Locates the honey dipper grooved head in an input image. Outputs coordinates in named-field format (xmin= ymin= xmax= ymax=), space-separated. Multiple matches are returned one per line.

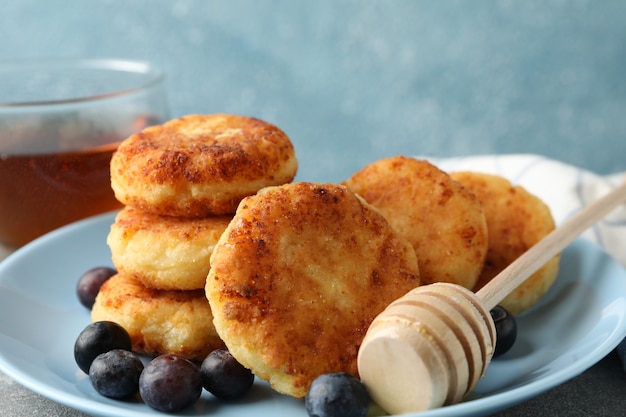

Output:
xmin=357 ymin=283 xmax=496 ymax=414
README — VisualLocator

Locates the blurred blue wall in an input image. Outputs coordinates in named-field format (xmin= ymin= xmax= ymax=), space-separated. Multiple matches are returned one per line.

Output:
xmin=2 ymin=0 xmax=625 ymax=182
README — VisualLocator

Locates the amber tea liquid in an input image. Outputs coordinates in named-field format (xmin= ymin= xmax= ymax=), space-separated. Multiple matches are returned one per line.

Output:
xmin=0 ymin=143 xmax=124 ymax=247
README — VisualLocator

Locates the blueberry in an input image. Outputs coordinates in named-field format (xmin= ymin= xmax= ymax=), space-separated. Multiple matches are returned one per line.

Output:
xmin=491 ymin=305 xmax=517 ymax=357
xmin=305 ymin=372 xmax=370 ymax=417
xmin=74 ymin=321 xmax=132 ymax=374
xmin=139 ymin=354 xmax=202 ymax=413
xmin=77 ymin=266 xmax=116 ymax=309
xmin=89 ymin=349 xmax=144 ymax=399
xmin=200 ymin=348 xmax=254 ymax=400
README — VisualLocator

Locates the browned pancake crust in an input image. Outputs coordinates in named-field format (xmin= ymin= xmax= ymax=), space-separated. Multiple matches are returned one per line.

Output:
xmin=110 ymin=114 xmax=298 ymax=217
xmin=343 ymin=156 xmax=488 ymax=290
xmin=206 ymin=182 xmax=420 ymax=398
xmin=107 ymin=206 xmax=231 ymax=290
xmin=92 ymin=273 xmax=224 ymax=361
xmin=450 ymin=171 xmax=560 ymax=314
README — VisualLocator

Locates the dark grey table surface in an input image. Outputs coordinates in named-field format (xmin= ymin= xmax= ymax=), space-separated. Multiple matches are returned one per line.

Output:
xmin=2 ymin=1 xmax=626 ymax=415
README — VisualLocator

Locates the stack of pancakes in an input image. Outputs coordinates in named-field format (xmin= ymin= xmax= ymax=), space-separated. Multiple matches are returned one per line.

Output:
xmin=91 ymin=114 xmax=298 ymax=361
xmin=90 ymin=114 xmax=558 ymax=399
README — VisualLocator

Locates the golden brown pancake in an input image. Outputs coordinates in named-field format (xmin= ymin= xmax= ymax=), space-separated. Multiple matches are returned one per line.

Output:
xmin=110 ymin=114 xmax=298 ymax=217
xmin=343 ymin=156 xmax=488 ymax=290
xmin=450 ymin=171 xmax=560 ymax=314
xmin=206 ymin=182 xmax=420 ymax=398
xmin=107 ymin=206 xmax=231 ymax=290
xmin=92 ymin=273 xmax=224 ymax=361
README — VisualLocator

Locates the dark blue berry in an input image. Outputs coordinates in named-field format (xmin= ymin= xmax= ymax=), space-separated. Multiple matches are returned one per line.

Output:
xmin=77 ymin=266 xmax=116 ymax=309
xmin=305 ymin=372 xmax=370 ymax=417
xmin=74 ymin=321 xmax=132 ymax=374
xmin=89 ymin=349 xmax=144 ymax=399
xmin=200 ymin=348 xmax=254 ymax=400
xmin=491 ymin=305 xmax=517 ymax=357
xmin=139 ymin=354 xmax=202 ymax=413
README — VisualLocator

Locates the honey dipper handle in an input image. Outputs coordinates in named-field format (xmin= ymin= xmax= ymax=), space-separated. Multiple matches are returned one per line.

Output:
xmin=477 ymin=180 xmax=626 ymax=310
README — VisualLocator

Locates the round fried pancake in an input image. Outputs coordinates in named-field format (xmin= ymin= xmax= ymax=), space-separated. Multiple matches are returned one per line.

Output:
xmin=450 ymin=171 xmax=560 ymax=314
xmin=92 ymin=273 xmax=224 ymax=361
xmin=206 ymin=182 xmax=420 ymax=398
xmin=110 ymin=114 xmax=298 ymax=217
xmin=107 ymin=206 xmax=231 ymax=290
xmin=343 ymin=156 xmax=488 ymax=290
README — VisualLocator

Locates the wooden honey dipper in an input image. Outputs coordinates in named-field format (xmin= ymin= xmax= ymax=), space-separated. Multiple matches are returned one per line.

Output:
xmin=357 ymin=179 xmax=626 ymax=414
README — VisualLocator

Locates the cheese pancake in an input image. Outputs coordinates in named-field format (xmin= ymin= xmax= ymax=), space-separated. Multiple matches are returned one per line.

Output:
xmin=206 ymin=182 xmax=420 ymax=398
xmin=107 ymin=206 xmax=231 ymax=290
xmin=343 ymin=156 xmax=488 ymax=290
xmin=450 ymin=171 xmax=560 ymax=314
xmin=92 ymin=273 xmax=224 ymax=361
xmin=110 ymin=114 xmax=298 ymax=217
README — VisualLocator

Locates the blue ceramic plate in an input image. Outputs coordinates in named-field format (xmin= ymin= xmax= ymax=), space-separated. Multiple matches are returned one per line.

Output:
xmin=1 ymin=212 xmax=626 ymax=417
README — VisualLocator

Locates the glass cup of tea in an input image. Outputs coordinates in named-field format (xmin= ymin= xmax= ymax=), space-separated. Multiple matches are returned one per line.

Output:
xmin=0 ymin=58 xmax=169 ymax=248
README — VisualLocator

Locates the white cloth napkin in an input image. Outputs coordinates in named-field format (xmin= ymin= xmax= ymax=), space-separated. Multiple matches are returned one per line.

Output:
xmin=429 ymin=153 xmax=626 ymax=368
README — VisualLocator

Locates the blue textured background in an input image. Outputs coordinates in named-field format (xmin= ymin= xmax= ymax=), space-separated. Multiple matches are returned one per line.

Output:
xmin=2 ymin=0 xmax=625 ymax=183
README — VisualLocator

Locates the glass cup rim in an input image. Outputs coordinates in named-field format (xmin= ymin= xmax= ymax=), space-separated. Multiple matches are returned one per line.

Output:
xmin=0 ymin=57 xmax=165 ymax=107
